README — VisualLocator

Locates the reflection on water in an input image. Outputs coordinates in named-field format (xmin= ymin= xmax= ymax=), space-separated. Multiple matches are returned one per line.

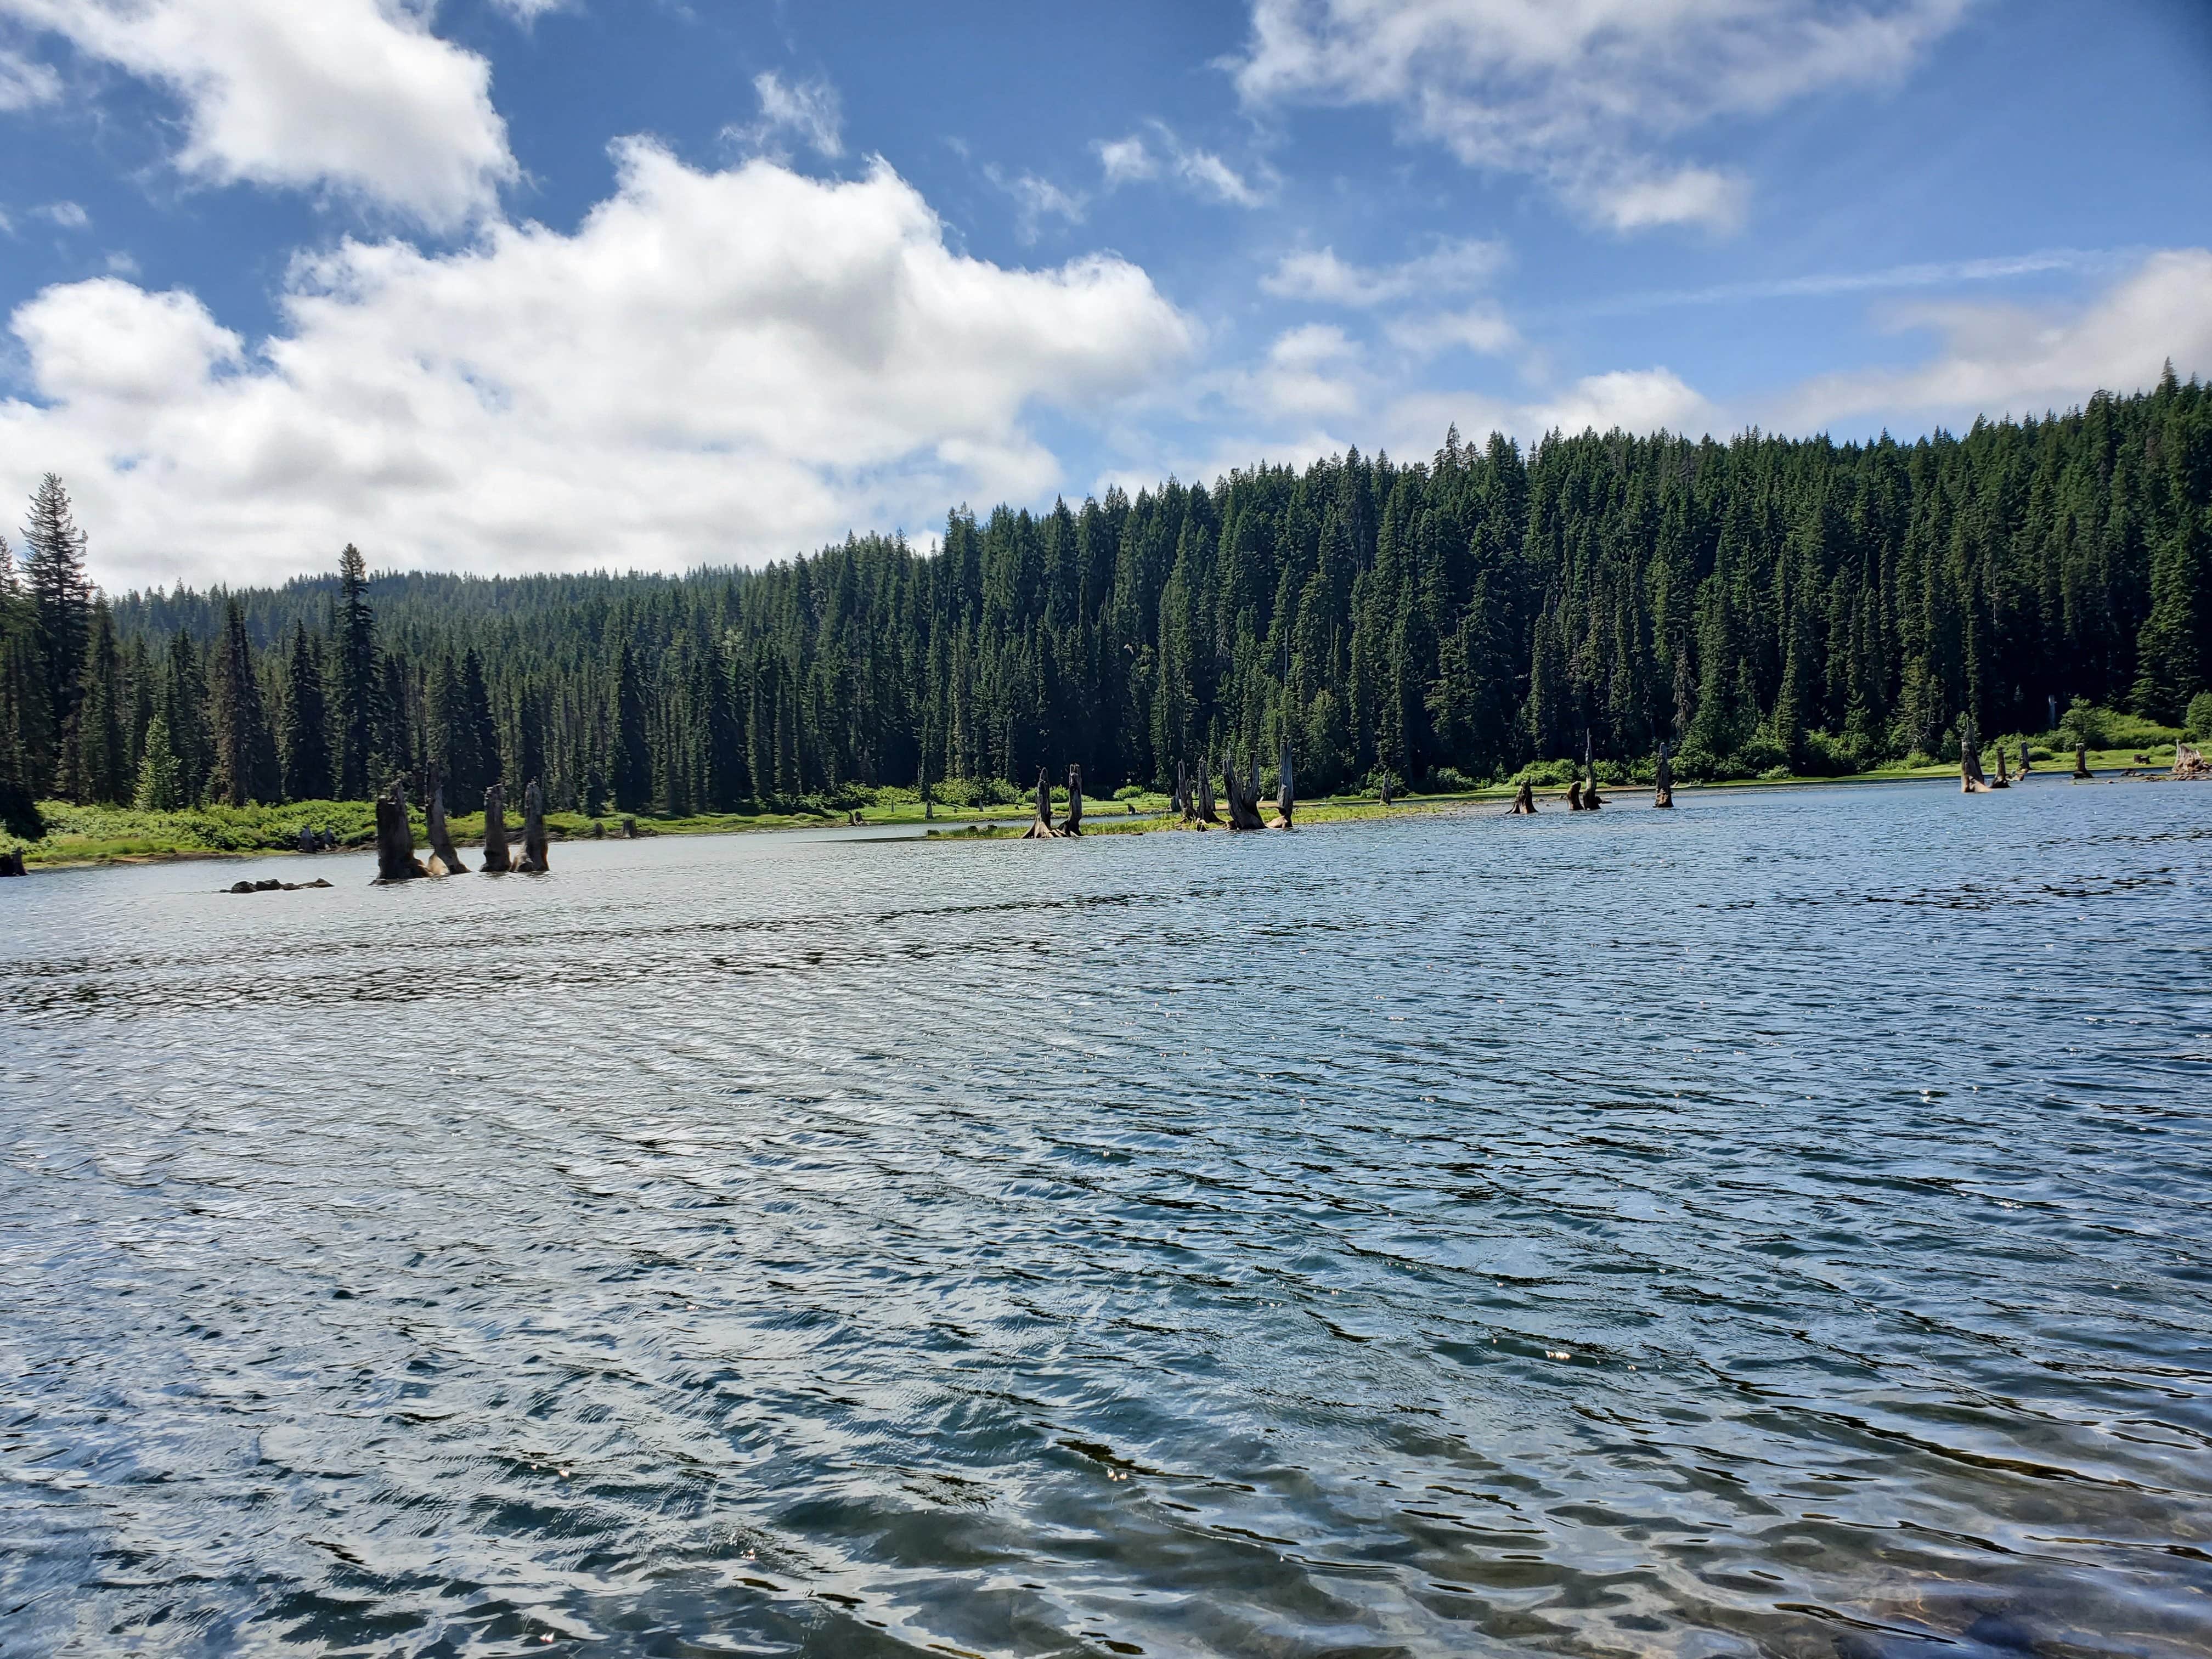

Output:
xmin=2 ymin=782 xmax=2208 ymax=1656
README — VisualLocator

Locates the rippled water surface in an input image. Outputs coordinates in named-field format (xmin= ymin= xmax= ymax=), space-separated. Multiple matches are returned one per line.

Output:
xmin=4 ymin=782 xmax=2211 ymax=1657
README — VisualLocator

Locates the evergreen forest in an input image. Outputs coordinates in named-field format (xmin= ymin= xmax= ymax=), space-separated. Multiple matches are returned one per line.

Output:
xmin=3 ymin=370 xmax=2209 ymax=843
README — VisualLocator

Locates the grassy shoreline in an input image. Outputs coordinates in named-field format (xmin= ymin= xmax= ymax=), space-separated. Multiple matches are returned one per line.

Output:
xmin=5 ymin=744 xmax=2193 ymax=870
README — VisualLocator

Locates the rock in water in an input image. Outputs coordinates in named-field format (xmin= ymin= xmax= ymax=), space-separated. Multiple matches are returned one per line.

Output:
xmin=481 ymin=784 xmax=512 ymax=873
xmin=517 ymin=780 xmax=550 ymax=872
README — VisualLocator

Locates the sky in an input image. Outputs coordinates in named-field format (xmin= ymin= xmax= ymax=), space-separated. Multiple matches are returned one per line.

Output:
xmin=1 ymin=0 xmax=2208 ymax=591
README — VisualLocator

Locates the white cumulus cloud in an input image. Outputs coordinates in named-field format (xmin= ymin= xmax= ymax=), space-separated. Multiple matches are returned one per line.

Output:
xmin=1232 ymin=0 xmax=1973 ymax=232
xmin=0 ymin=145 xmax=1198 ymax=590
xmin=0 ymin=0 xmax=516 ymax=230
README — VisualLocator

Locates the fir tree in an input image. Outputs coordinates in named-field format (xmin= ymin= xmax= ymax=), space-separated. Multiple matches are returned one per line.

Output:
xmin=280 ymin=619 xmax=331 ymax=801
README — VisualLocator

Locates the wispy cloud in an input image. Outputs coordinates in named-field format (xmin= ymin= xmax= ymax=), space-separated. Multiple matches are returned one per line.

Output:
xmin=1262 ymin=238 xmax=1506 ymax=307
xmin=984 ymin=166 xmax=1086 ymax=244
xmin=1232 ymin=0 xmax=1974 ymax=234
xmin=1094 ymin=120 xmax=1272 ymax=208
xmin=1555 ymin=247 xmax=2150 ymax=318
xmin=730 ymin=71 xmax=843 ymax=161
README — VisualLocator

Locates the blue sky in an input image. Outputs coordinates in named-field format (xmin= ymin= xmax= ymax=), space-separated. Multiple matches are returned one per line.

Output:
xmin=1 ymin=0 xmax=2208 ymax=589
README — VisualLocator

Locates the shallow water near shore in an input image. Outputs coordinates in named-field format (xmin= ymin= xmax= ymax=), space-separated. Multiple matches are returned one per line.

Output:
xmin=3 ymin=780 xmax=2209 ymax=1657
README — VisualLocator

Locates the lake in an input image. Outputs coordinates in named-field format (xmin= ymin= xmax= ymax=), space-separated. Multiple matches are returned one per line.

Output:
xmin=3 ymin=781 xmax=2208 ymax=1657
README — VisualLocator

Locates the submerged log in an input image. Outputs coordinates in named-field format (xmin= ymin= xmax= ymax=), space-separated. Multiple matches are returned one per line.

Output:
xmin=1270 ymin=742 xmax=1295 ymax=828
xmin=481 ymin=784 xmax=512 ymax=873
xmin=2073 ymin=743 xmax=2092 ymax=779
xmin=425 ymin=765 xmax=469 ymax=874
xmin=1654 ymin=742 xmax=1675 ymax=809
xmin=517 ymin=780 xmax=550 ymax=871
xmin=1020 ymin=765 xmax=1060 ymax=838
xmin=1059 ymin=765 xmax=1084 ymax=836
xmin=374 ymin=782 xmax=428 ymax=883
xmin=1508 ymin=781 xmax=1537 ymax=815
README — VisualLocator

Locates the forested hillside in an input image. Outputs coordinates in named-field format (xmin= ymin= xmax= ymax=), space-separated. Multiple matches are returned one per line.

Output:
xmin=2 ymin=371 xmax=2207 ymax=837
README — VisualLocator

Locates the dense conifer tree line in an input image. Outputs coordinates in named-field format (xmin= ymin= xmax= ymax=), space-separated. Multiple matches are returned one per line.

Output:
xmin=3 ymin=373 xmax=2207 ymax=828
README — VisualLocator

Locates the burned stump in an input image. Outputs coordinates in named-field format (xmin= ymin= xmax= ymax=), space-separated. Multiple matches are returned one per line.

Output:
xmin=481 ymin=784 xmax=512 ymax=873
xmin=1223 ymin=750 xmax=1267 ymax=832
xmin=374 ymin=783 xmax=428 ymax=883
xmin=1020 ymin=766 xmax=1062 ymax=838
xmin=425 ymin=765 xmax=469 ymax=874
xmin=1270 ymin=742 xmax=1295 ymax=829
xmin=1059 ymin=765 xmax=1085 ymax=836
xmin=517 ymin=780 xmax=550 ymax=872
xmin=1508 ymin=782 xmax=1537 ymax=815
xmin=1962 ymin=732 xmax=1995 ymax=793
xmin=1654 ymin=743 xmax=1674 ymax=809
xmin=1567 ymin=780 xmax=1584 ymax=811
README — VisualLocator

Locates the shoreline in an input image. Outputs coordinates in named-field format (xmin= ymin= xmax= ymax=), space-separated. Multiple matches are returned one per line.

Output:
xmin=6 ymin=753 xmax=2191 ymax=872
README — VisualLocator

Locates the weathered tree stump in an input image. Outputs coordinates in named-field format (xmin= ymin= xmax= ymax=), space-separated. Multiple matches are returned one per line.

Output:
xmin=517 ymin=780 xmax=550 ymax=871
xmin=1223 ymin=749 xmax=1267 ymax=831
xmin=425 ymin=764 xmax=469 ymax=874
xmin=1961 ymin=731 xmax=1994 ymax=793
xmin=374 ymin=782 xmax=428 ymax=883
xmin=1567 ymin=780 xmax=1584 ymax=811
xmin=1508 ymin=782 xmax=1537 ymax=814
xmin=1195 ymin=765 xmax=1219 ymax=826
xmin=2073 ymin=743 xmax=2092 ymax=779
xmin=1654 ymin=742 xmax=1674 ymax=809
xmin=1993 ymin=747 xmax=2012 ymax=787
xmin=1059 ymin=765 xmax=1084 ymax=836
xmin=0 ymin=850 xmax=26 ymax=877
xmin=1379 ymin=772 xmax=1393 ymax=806
xmin=2018 ymin=738 xmax=2033 ymax=778
xmin=481 ymin=784 xmax=512 ymax=872
xmin=1269 ymin=742 xmax=1295 ymax=828
xmin=2174 ymin=741 xmax=2211 ymax=781
xmin=1020 ymin=765 xmax=1061 ymax=837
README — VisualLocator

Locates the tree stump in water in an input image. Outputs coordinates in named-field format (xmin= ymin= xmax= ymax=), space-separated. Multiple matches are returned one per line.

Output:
xmin=1962 ymin=732 xmax=1995 ymax=792
xmin=425 ymin=765 xmax=469 ymax=874
xmin=2073 ymin=743 xmax=2092 ymax=780
xmin=481 ymin=784 xmax=512 ymax=873
xmin=374 ymin=783 xmax=428 ymax=882
xmin=1058 ymin=765 xmax=1084 ymax=836
xmin=1566 ymin=780 xmax=1584 ymax=811
xmin=0 ymin=850 xmax=26 ymax=877
xmin=517 ymin=780 xmax=550 ymax=871
xmin=1654 ymin=743 xmax=1674 ymax=809
xmin=2018 ymin=738 xmax=2033 ymax=778
xmin=2174 ymin=741 xmax=2211 ymax=781
xmin=1195 ymin=765 xmax=1219 ymax=826
xmin=1020 ymin=766 xmax=1061 ymax=837
xmin=1993 ymin=747 xmax=2012 ymax=787
xmin=1223 ymin=750 xmax=1267 ymax=831
xmin=1379 ymin=772 xmax=1393 ymax=806
xmin=1270 ymin=742 xmax=1295 ymax=828
xmin=1508 ymin=782 xmax=1536 ymax=814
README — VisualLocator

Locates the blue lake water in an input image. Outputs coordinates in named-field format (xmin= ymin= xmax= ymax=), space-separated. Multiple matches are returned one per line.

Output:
xmin=2 ymin=780 xmax=2209 ymax=1657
